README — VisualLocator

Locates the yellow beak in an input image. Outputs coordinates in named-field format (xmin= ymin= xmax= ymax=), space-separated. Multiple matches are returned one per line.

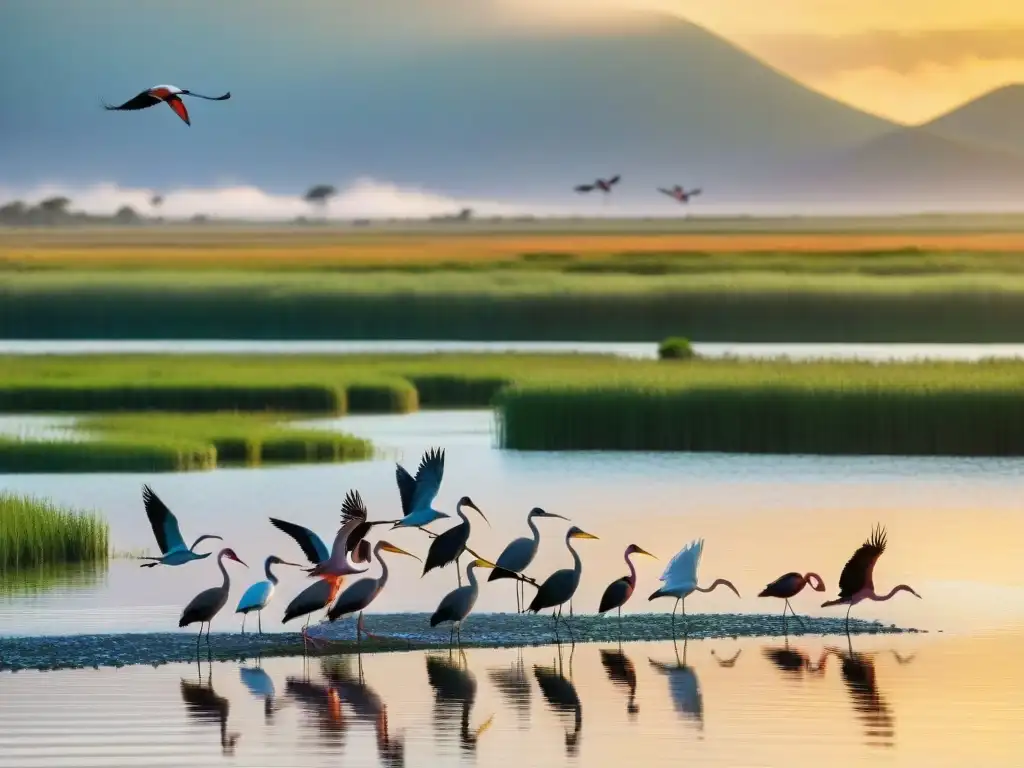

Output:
xmin=380 ymin=542 xmax=421 ymax=561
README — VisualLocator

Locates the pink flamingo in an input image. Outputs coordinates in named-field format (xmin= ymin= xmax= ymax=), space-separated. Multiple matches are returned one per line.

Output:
xmin=598 ymin=544 xmax=657 ymax=634
xmin=657 ymin=185 xmax=702 ymax=203
xmin=758 ymin=571 xmax=826 ymax=630
xmin=822 ymin=525 xmax=921 ymax=631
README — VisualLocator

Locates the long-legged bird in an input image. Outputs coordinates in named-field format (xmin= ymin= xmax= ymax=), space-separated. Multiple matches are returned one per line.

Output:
xmin=138 ymin=484 xmax=222 ymax=568
xmin=648 ymin=539 xmax=740 ymax=638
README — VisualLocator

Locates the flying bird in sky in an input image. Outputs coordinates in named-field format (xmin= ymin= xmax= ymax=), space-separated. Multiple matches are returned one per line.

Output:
xmin=658 ymin=185 xmax=702 ymax=203
xmin=102 ymin=85 xmax=231 ymax=126
xmin=575 ymin=175 xmax=620 ymax=194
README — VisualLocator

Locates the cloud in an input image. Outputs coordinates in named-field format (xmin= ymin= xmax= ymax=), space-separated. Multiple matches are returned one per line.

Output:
xmin=0 ymin=178 xmax=527 ymax=220
xmin=745 ymin=28 xmax=1024 ymax=77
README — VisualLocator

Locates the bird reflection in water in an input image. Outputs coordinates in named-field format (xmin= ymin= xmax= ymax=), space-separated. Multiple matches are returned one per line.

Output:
xmin=285 ymin=665 xmax=346 ymax=747
xmin=239 ymin=657 xmax=282 ymax=723
xmin=710 ymin=648 xmax=742 ymax=668
xmin=534 ymin=645 xmax=582 ymax=755
xmin=322 ymin=653 xmax=406 ymax=768
xmin=825 ymin=634 xmax=916 ymax=749
xmin=599 ymin=648 xmax=639 ymax=718
xmin=488 ymin=647 xmax=532 ymax=727
xmin=181 ymin=660 xmax=240 ymax=755
xmin=649 ymin=636 xmax=703 ymax=732
xmin=426 ymin=650 xmax=495 ymax=754
xmin=762 ymin=639 xmax=829 ymax=678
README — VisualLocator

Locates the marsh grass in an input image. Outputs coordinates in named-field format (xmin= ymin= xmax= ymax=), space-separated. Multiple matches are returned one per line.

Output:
xmin=0 ymin=493 xmax=109 ymax=571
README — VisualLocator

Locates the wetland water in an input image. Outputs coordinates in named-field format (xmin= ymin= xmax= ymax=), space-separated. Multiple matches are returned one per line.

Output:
xmin=7 ymin=339 xmax=1024 ymax=361
xmin=0 ymin=635 xmax=1021 ymax=767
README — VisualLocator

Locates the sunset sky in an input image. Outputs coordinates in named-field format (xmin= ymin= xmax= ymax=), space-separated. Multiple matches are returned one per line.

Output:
xmin=510 ymin=0 xmax=1024 ymax=123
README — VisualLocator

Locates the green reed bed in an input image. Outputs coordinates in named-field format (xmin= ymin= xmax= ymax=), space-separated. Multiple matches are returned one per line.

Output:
xmin=11 ymin=269 xmax=1024 ymax=341
xmin=496 ymin=360 xmax=1024 ymax=455
xmin=0 ymin=493 xmax=109 ymax=571
xmin=0 ymin=436 xmax=215 ymax=473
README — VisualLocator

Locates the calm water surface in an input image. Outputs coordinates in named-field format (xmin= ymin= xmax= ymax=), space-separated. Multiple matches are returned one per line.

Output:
xmin=1 ymin=634 xmax=1021 ymax=767
xmin=6 ymin=339 xmax=1024 ymax=361
xmin=1 ymin=410 xmax=1023 ymax=637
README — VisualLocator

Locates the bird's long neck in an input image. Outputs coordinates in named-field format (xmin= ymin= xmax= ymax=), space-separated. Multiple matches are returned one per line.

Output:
xmin=695 ymin=578 xmax=734 ymax=594
xmin=466 ymin=563 xmax=480 ymax=593
xmin=803 ymin=572 xmax=823 ymax=590
xmin=527 ymin=513 xmax=541 ymax=547
xmin=624 ymin=550 xmax=638 ymax=587
xmin=375 ymin=542 xmax=391 ymax=590
xmin=566 ymin=536 xmax=582 ymax=578
xmin=217 ymin=551 xmax=231 ymax=590
xmin=456 ymin=503 xmax=470 ymax=528
xmin=265 ymin=559 xmax=279 ymax=585
xmin=869 ymin=584 xmax=915 ymax=602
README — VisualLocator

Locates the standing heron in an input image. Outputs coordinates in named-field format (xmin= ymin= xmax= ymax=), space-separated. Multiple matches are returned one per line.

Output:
xmin=423 ymin=496 xmax=488 ymax=587
xmin=598 ymin=544 xmax=657 ymax=636
xmin=270 ymin=490 xmax=384 ymax=580
xmin=392 ymin=447 xmax=451 ymax=529
xmin=430 ymin=558 xmax=496 ymax=645
xmin=526 ymin=526 xmax=600 ymax=642
xmin=327 ymin=540 xmax=420 ymax=641
xmin=138 ymin=484 xmax=222 ymax=567
xmin=758 ymin=571 xmax=826 ymax=631
xmin=648 ymin=539 xmax=740 ymax=638
xmin=178 ymin=548 xmax=248 ymax=653
xmin=488 ymin=507 xmax=567 ymax=613
xmin=235 ymin=555 xmax=303 ymax=635
xmin=821 ymin=525 xmax=921 ymax=632
xmin=281 ymin=576 xmax=344 ymax=648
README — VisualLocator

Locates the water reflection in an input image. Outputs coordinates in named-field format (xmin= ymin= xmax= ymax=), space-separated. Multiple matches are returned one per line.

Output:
xmin=649 ymin=637 xmax=703 ymax=732
xmin=323 ymin=653 xmax=406 ymax=768
xmin=762 ymin=640 xmax=829 ymax=677
xmin=599 ymin=648 xmax=639 ymax=717
xmin=285 ymin=663 xmax=347 ymax=746
xmin=825 ymin=635 xmax=915 ymax=749
xmin=534 ymin=645 xmax=583 ymax=755
xmin=488 ymin=648 xmax=532 ymax=726
xmin=180 ymin=660 xmax=240 ymax=755
xmin=426 ymin=650 xmax=494 ymax=754
xmin=0 ymin=560 xmax=107 ymax=596
xmin=710 ymin=648 xmax=742 ymax=668
xmin=239 ymin=658 xmax=281 ymax=723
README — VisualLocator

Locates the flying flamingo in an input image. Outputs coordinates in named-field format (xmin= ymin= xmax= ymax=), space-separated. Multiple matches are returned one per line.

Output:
xmin=658 ymin=185 xmax=702 ymax=203
xmin=138 ymin=484 xmax=222 ymax=568
xmin=758 ymin=571 xmax=826 ymax=630
xmin=178 ymin=548 xmax=248 ymax=653
xmin=598 ymin=544 xmax=657 ymax=635
xmin=103 ymin=85 xmax=231 ymax=126
xmin=574 ymin=175 xmax=620 ymax=199
xmin=821 ymin=525 xmax=921 ymax=631
xmin=648 ymin=539 xmax=740 ymax=638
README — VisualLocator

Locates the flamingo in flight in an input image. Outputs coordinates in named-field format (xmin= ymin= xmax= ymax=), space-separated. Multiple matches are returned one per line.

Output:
xmin=138 ymin=485 xmax=222 ymax=568
xmin=575 ymin=175 xmax=620 ymax=194
xmin=822 ymin=525 xmax=921 ymax=631
xmin=758 ymin=570 xmax=826 ymax=630
xmin=102 ymin=85 xmax=231 ymax=126
xmin=658 ymin=185 xmax=702 ymax=203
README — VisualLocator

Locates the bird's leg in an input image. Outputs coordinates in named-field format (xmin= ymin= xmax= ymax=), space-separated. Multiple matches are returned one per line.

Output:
xmin=241 ymin=614 xmax=246 ymax=636
xmin=785 ymin=600 xmax=808 ymax=631
xmin=671 ymin=598 xmax=678 ymax=640
xmin=457 ymin=557 xmax=463 ymax=588
xmin=618 ymin=605 xmax=623 ymax=643
xmin=357 ymin=612 xmax=363 ymax=645
xmin=450 ymin=625 xmax=455 ymax=647
xmin=845 ymin=603 xmax=852 ymax=635
xmin=206 ymin=622 xmax=212 ymax=646
xmin=456 ymin=623 xmax=462 ymax=647
xmin=196 ymin=625 xmax=203 ymax=656
xmin=553 ymin=607 xmax=561 ymax=643
xmin=258 ymin=611 xmax=263 ymax=636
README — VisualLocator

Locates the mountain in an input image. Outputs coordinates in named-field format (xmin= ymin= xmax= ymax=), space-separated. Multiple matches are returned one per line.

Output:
xmin=923 ymin=85 xmax=1024 ymax=157
xmin=0 ymin=6 xmax=896 ymax=200
xmin=808 ymin=126 xmax=1024 ymax=204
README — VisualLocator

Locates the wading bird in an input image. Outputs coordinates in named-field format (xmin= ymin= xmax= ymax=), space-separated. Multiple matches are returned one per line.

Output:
xmin=327 ymin=540 xmax=420 ymax=641
xmin=526 ymin=527 xmax=600 ymax=642
xmin=430 ymin=558 xmax=495 ymax=645
xmin=598 ymin=544 xmax=657 ymax=634
xmin=282 ymin=576 xmax=344 ymax=648
xmin=178 ymin=548 xmax=248 ymax=653
xmin=488 ymin=507 xmax=567 ymax=613
xmin=658 ymin=185 xmax=702 ymax=203
xmin=423 ymin=496 xmax=488 ymax=587
xmin=758 ymin=571 xmax=826 ymax=630
xmin=270 ymin=490 xmax=384 ymax=580
xmin=103 ymin=85 xmax=231 ymax=126
xmin=393 ymin=447 xmax=450 ymax=529
xmin=235 ymin=555 xmax=302 ymax=635
xmin=821 ymin=525 xmax=921 ymax=631
xmin=138 ymin=484 xmax=222 ymax=568
xmin=575 ymin=175 xmax=620 ymax=195
xmin=648 ymin=539 xmax=740 ymax=638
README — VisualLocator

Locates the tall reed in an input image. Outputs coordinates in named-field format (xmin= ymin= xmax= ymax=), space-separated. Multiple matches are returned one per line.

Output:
xmin=0 ymin=493 xmax=109 ymax=570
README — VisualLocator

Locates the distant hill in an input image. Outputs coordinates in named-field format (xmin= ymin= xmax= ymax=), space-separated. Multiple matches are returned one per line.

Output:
xmin=923 ymin=85 xmax=1024 ymax=157
xmin=809 ymin=126 xmax=1024 ymax=204
xmin=0 ymin=9 xmax=895 ymax=200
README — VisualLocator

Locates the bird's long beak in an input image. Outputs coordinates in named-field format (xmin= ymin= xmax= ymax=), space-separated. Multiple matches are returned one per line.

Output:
xmin=635 ymin=547 xmax=657 ymax=559
xmin=539 ymin=510 xmax=569 ymax=521
xmin=469 ymin=502 xmax=490 ymax=527
xmin=280 ymin=560 xmax=304 ymax=568
xmin=381 ymin=542 xmax=422 ymax=562
xmin=232 ymin=555 xmax=249 ymax=567
xmin=571 ymin=530 xmax=599 ymax=540
xmin=472 ymin=558 xmax=497 ymax=568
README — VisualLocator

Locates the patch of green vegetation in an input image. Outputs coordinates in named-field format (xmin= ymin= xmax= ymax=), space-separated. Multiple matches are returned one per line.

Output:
xmin=0 ymin=493 xmax=109 ymax=571
xmin=658 ymin=337 xmax=695 ymax=361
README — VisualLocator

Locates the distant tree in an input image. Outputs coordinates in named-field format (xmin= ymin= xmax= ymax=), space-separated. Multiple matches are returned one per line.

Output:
xmin=113 ymin=205 xmax=140 ymax=224
xmin=456 ymin=207 xmax=473 ymax=221
xmin=0 ymin=201 xmax=27 ymax=224
xmin=304 ymin=184 xmax=337 ymax=218
xmin=151 ymin=194 xmax=164 ymax=209
xmin=38 ymin=196 xmax=71 ymax=215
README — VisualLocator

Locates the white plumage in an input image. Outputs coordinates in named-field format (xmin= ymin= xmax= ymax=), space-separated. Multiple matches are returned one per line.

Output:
xmin=659 ymin=538 xmax=703 ymax=596
xmin=236 ymin=581 xmax=274 ymax=614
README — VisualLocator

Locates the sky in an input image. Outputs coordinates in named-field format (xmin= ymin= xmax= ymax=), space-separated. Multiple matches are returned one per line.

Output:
xmin=610 ymin=0 xmax=1024 ymax=122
